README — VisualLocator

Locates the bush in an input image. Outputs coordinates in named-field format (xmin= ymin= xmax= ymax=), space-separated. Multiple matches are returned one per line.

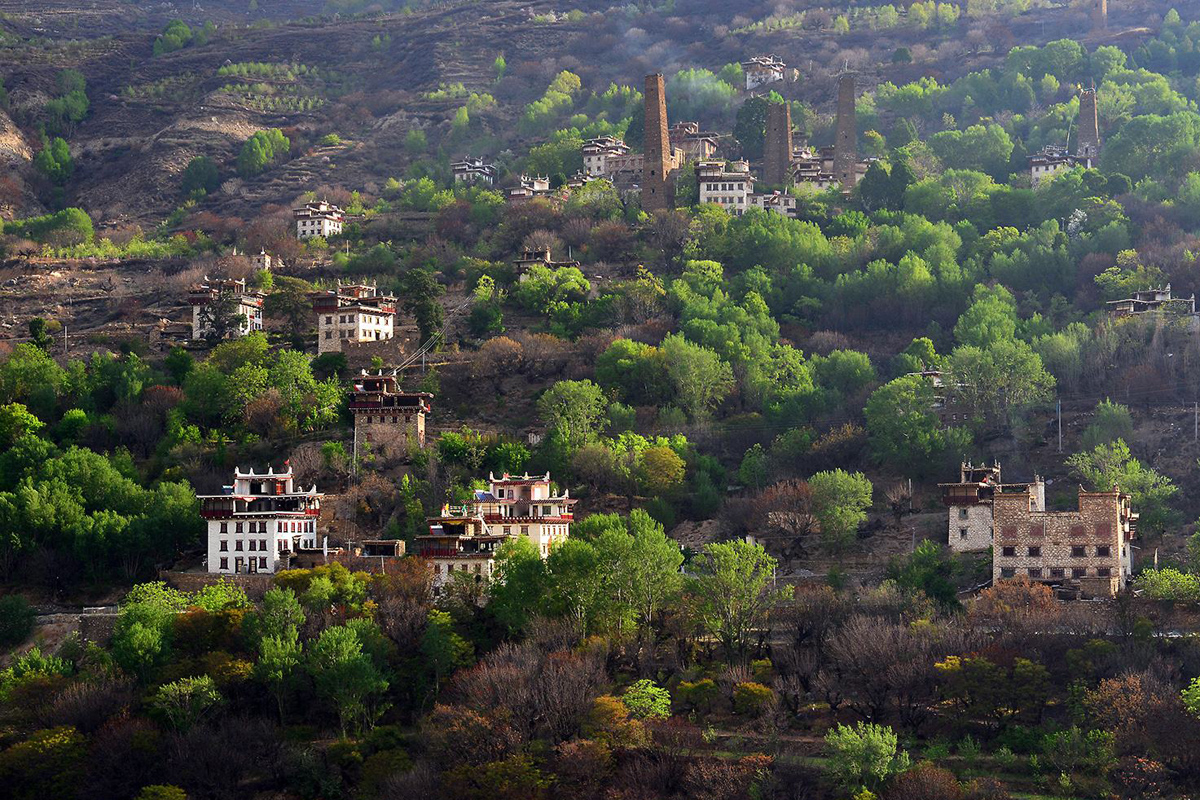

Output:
xmin=825 ymin=721 xmax=911 ymax=792
xmin=622 ymin=679 xmax=671 ymax=720
xmin=135 ymin=787 xmax=187 ymax=800
xmin=181 ymin=156 xmax=219 ymax=197
xmin=0 ymin=595 xmax=35 ymax=648
xmin=677 ymin=678 xmax=719 ymax=712
xmin=732 ymin=681 xmax=774 ymax=716
xmin=236 ymin=128 xmax=290 ymax=177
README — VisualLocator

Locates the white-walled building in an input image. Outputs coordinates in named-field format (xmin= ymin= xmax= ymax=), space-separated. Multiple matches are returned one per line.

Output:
xmin=451 ymin=157 xmax=498 ymax=185
xmin=582 ymin=136 xmax=630 ymax=177
xmin=742 ymin=55 xmax=787 ymax=91
xmin=200 ymin=466 xmax=323 ymax=574
xmin=293 ymin=200 xmax=344 ymax=239
xmin=312 ymin=283 xmax=397 ymax=355
xmin=251 ymin=249 xmax=274 ymax=271
xmin=188 ymin=277 xmax=264 ymax=341
xmin=507 ymin=173 xmax=552 ymax=201
xmin=697 ymin=160 xmax=754 ymax=214
xmin=416 ymin=472 xmax=576 ymax=592
xmin=940 ymin=462 xmax=1045 ymax=554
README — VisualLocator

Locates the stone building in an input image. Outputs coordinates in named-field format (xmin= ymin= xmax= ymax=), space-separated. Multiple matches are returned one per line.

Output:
xmin=200 ymin=466 xmax=322 ymax=575
xmin=293 ymin=200 xmax=344 ymax=239
xmin=451 ymin=157 xmax=497 ymax=185
xmin=350 ymin=369 xmax=432 ymax=453
xmin=251 ymin=249 xmax=274 ymax=271
xmin=312 ymin=283 xmax=397 ymax=355
xmin=941 ymin=462 xmax=1044 ymax=553
xmin=742 ymin=55 xmax=787 ymax=91
xmin=993 ymin=486 xmax=1136 ymax=598
xmin=697 ymin=160 xmax=754 ymax=214
xmin=763 ymin=101 xmax=793 ymax=188
xmin=642 ymin=73 xmax=674 ymax=212
xmin=1077 ymin=86 xmax=1101 ymax=163
xmin=582 ymin=136 xmax=630 ymax=177
xmin=416 ymin=472 xmax=576 ymax=593
xmin=514 ymin=246 xmax=581 ymax=277
xmin=507 ymin=174 xmax=552 ymax=201
xmin=833 ymin=74 xmax=859 ymax=190
xmin=188 ymin=277 xmax=264 ymax=341
xmin=1093 ymin=0 xmax=1107 ymax=30
xmin=668 ymin=121 xmax=720 ymax=161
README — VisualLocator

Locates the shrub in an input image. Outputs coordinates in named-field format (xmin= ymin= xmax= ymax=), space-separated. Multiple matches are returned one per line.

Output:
xmin=677 ymin=678 xmax=719 ymax=712
xmin=622 ymin=679 xmax=671 ymax=720
xmin=135 ymin=787 xmax=187 ymax=800
xmin=0 ymin=595 xmax=35 ymax=648
xmin=0 ymin=726 xmax=86 ymax=800
xmin=825 ymin=721 xmax=911 ymax=792
xmin=884 ymin=763 xmax=963 ymax=800
xmin=732 ymin=681 xmax=774 ymax=717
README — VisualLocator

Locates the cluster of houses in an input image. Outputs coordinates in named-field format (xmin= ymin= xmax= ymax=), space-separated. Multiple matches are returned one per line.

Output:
xmin=1026 ymin=85 xmax=1102 ymax=187
xmin=942 ymin=462 xmax=1136 ymax=599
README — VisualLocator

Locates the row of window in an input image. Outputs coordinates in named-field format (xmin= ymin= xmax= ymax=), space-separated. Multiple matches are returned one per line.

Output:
xmin=218 ymin=538 xmax=278 ymax=552
xmin=217 ymin=556 xmax=269 ymax=571
xmin=705 ymin=195 xmax=747 ymax=205
xmin=218 ymin=520 xmax=314 ymax=534
xmin=435 ymin=562 xmax=484 ymax=575
xmin=1000 ymin=566 xmax=1112 ymax=579
xmin=704 ymin=182 xmax=746 ymax=191
xmin=999 ymin=545 xmax=1112 ymax=558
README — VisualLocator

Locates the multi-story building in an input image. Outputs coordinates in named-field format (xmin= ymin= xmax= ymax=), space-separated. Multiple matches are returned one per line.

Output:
xmin=188 ymin=278 xmax=264 ymax=341
xmin=251 ymin=249 xmax=274 ymax=271
xmin=582 ymin=136 xmax=630 ymax=177
xmin=1106 ymin=285 xmax=1196 ymax=317
xmin=507 ymin=174 xmax=553 ymax=201
xmin=514 ymin=247 xmax=581 ymax=278
xmin=791 ymin=145 xmax=869 ymax=191
xmin=416 ymin=472 xmax=576 ymax=592
xmin=312 ymin=283 xmax=397 ymax=355
xmin=451 ymin=157 xmax=497 ymax=185
xmin=940 ymin=462 xmax=1045 ymax=553
xmin=350 ymin=369 xmax=432 ymax=451
xmin=200 ymin=466 xmax=323 ymax=574
xmin=668 ymin=121 xmax=720 ymax=162
xmin=697 ymin=160 xmax=754 ymax=215
xmin=742 ymin=55 xmax=787 ymax=91
xmin=293 ymin=200 xmax=344 ymax=240
xmin=748 ymin=191 xmax=799 ymax=218
xmin=993 ymin=486 xmax=1136 ymax=598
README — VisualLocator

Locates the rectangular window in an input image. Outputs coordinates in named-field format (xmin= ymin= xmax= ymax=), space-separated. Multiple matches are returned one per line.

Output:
xmin=1001 ymin=546 xmax=1015 ymax=557
xmin=521 ymin=526 xmax=529 ymax=535
xmin=1097 ymin=567 xmax=1111 ymax=577
xmin=1097 ymin=545 xmax=1111 ymax=558
xmin=260 ymin=539 xmax=267 ymax=551
xmin=235 ymin=522 xmax=243 ymax=533
xmin=219 ymin=540 xmax=228 ymax=552
xmin=958 ymin=508 xmax=968 ymax=519
xmin=1072 ymin=567 xmax=1086 ymax=578
xmin=219 ymin=557 xmax=228 ymax=570
xmin=1072 ymin=546 xmax=1086 ymax=558
xmin=259 ymin=557 xmax=268 ymax=569
xmin=1028 ymin=546 xmax=1041 ymax=557
xmin=1028 ymin=568 xmax=1043 ymax=578
xmin=235 ymin=540 xmax=243 ymax=551
xmin=219 ymin=522 xmax=228 ymax=533
xmin=1050 ymin=568 xmax=1065 ymax=578
xmin=1000 ymin=567 xmax=1016 ymax=578
xmin=503 ymin=526 xmax=511 ymax=535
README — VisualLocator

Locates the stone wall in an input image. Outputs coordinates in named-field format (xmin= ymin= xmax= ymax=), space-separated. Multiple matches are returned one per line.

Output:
xmin=79 ymin=612 xmax=119 ymax=645
xmin=833 ymin=74 xmax=857 ymax=188
xmin=159 ymin=570 xmax=275 ymax=600
xmin=642 ymin=73 xmax=673 ymax=211
xmin=763 ymin=101 xmax=793 ymax=187
xmin=993 ymin=491 xmax=1125 ymax=597
xmin=947 ymin=502 xmax=994 ymax=553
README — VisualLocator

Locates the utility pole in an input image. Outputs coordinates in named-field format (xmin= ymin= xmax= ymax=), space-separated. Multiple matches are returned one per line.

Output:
xmin=1057 ymin=398 xmax=1062 ymax=453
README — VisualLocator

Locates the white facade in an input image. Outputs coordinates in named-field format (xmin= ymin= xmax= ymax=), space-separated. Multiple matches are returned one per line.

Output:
xmin=697 ymin=160 xmax=754 ymax=215
xmin=742 ymin=56 xmax=786 ymax=91
xmin=313 ymin=283 xmax=397 ymax=355
xmin=294 ymin=201 xmax=344 ymax=239
xmin=199 ymin=467 xmax=323 ymax=574
xmin=452 ymin=157 xmax=497 ymax=185
xmin=582 ymin=136 xmax=630 ymax=177
xmin=417 ymin=472 xmax=576 ymax=592
xmin=188 ymin=279 xmax=264 ymax=341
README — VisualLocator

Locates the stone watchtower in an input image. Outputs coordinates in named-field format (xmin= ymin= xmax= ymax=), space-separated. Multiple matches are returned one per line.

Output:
xmin=1093 ymin=0 xmax=1107 ymax=30
xmin=763 ymin=100 xmax=793 ymax=188
xmin=1077 ymin=86 xmax=1101 ymax=161
xmin=833 ymin=74 xmax=857 ymax=190
xmin=642 ymin=73 xmax=673 ymax=212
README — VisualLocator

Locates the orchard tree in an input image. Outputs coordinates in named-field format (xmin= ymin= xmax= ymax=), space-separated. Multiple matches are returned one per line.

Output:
xmin=536 ymin=380 xmax=607 ymax=451
xmin=308 ymin=625 xmax=389 ymax=736
xmin=808 ymin=469 xmax=873 ymax=552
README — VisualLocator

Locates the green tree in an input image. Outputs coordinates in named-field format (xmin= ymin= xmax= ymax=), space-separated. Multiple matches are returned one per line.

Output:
xmin=149 ymin=674 xmax=223 ymax=731
xmin=308 ymin=625 xmax=389 ymax=736
xmin=34 ymin=137 xmax=74 ymax=185
xmin=421 ymin=609 xmax=473 ymax=693
xmin=181 ymin=156 xmax=219 ymax=197
xmin=824 ymin=722 xmax=911 ymax=792
xmin=0 ymin=403 xmax=44 ymax=448
xmin=0 ymin=594 xmax=35 ymax=648
xmin=236 ymin=129 xmax=290 ymax=177
xmin=661 ymin=334 xmax=734 ymax=419
xmin=1067 ymin=439 xmax=1177 ymax=534
xmin=153 ymin=20 xmax=193 ymax=55
xmin=808 ymin=469 xmax=873 ymax=551
xmin=688 ymin=540 xmax=786 ymax=662
xmin=953 ymin=284 xmax=1017 ymax=348
xmin=1081 ymin=399 xmax=1134 ymax=451
xmin=864 ymin=375 xmax=956 ymax=471
xmin=537 ymin=380 xmax=607 ymax=451
xmin=257 ymin=625 xmax=302 ymax=721
xmin=27 ymin=318 xmax=54 ymax=351
xmin=400 ymin=267 xmax=445 ymax=343
xmin=493 ymin=54 xmax=507 ymax=81
xmin=734 ymin=96 xmax=770 ymax=160
xmin=622 ymin=679 xmax=670 ymax=719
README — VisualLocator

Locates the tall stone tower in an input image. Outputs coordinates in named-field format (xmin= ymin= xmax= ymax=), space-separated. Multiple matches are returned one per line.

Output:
xmin=1077 ymin=86 xmax=1101 ymax=162
xmin=763 ymin=100 xmax=793 ymax=187
xmin=833 ymin=74 xmax=857 ymax=189
xmin=642 ymin=73 xmax=672 ymax=212
xmin=1093 ymin=0 xmax=1107 ymax=30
